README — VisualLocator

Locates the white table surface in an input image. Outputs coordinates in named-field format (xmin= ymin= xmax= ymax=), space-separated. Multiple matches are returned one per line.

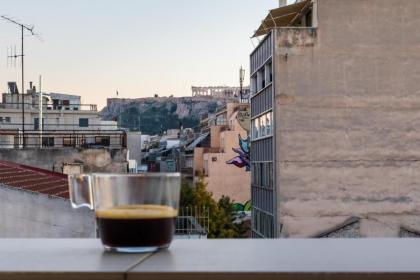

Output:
xmin=1 ymin=239 xmax=420 ymax=280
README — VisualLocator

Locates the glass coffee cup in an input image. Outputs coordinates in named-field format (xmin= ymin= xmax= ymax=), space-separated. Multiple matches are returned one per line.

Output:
xmin=68 ymin=173 xmax=181 ymax=253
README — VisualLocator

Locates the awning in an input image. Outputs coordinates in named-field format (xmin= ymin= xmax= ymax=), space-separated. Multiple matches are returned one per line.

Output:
xmin=253 ymin=0 xmax=310 ymax=38
xmin=186 ymin=133 xmax=209 ymax=151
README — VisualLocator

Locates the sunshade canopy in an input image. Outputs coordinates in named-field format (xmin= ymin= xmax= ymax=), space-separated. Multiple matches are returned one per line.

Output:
xmin=253 ymin=0 xmax=310 ymax=37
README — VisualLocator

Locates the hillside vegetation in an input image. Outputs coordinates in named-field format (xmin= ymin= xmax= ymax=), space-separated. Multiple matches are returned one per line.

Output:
xmin=101 ymin=97 xmax=225 ymax=135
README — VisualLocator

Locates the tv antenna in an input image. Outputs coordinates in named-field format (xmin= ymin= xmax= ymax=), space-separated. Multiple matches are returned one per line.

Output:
xmin=239 ymin=66 xmax=246 ymax=102
xmin=7 ymin=46 xmax=17 ymax=67
xmin=1 ymin=15 xmax=42 ymax=142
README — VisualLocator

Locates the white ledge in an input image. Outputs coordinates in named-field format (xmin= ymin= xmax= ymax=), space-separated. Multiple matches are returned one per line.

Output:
xmin=0 ymin=239 xmax=420 ymax=280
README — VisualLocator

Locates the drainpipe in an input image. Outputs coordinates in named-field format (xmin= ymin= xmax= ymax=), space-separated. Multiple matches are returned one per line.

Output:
xmin=311 ymin=0 xmax=319 ymax=27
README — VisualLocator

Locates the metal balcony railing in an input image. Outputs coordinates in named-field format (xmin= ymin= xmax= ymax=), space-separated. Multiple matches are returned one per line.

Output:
xmin=0 ymin=129 xmax=127 ymax=149
xmin=0 ymin=102 xmax=98 ymax=112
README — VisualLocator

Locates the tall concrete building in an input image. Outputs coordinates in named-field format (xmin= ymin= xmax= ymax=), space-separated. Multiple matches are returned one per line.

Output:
xmin=250 ymin=0 xmax=420 ymax=238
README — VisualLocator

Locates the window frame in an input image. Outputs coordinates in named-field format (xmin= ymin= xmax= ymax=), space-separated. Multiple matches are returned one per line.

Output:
xmin=79 ymin=118 xmax=89 ymax=128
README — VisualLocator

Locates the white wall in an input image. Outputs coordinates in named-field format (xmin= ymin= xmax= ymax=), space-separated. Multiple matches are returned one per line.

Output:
xmin=0 ymin=186 xmax=95 ymax=238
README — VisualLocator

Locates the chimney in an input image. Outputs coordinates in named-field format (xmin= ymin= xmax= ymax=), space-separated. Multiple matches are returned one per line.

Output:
xmin=279 ymin=0 xmax=287 ymax=7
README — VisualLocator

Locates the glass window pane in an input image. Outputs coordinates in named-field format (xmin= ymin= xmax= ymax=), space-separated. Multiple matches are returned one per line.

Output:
xmin=79 ymin=118 xmax=89 ymax=127
xmin=260 ymin=115 xmax=266 ymax=137
xmin=252 ymin=120 xmax=258 ymax=139
xmin=256 ymin=117 xmax=260 ymax=139
xmin=266 ymin=112 xmax=271 ymax=136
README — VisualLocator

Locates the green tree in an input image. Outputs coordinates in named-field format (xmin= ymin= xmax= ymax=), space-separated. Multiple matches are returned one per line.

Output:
xmin=180 ymin=177 xmax=244 ymax=238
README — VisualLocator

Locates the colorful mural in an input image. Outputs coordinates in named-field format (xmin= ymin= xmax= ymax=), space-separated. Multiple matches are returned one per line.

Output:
xmin=234 ymin=200 xmax=251 ymax=212
xmin=226 ymin=135 xmax=250 ymax=171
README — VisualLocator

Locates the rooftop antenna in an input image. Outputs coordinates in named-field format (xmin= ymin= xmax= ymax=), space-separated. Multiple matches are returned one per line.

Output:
xmin=7 ymin=46 xmax=17 ymax=68
xmin=1 ymin=15 xmax=42 ymax=145
xmin=239 ymin=66 xmax=246 ymax=103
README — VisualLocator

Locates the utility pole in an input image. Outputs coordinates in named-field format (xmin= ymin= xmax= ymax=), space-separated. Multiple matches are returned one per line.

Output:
xmin=2 ymin=15 xmax=41 ymax=147
xmin=38 ymin=75 xmax=42 ymax=148
xmin=21 ymin=25 xmax=24 ymax=138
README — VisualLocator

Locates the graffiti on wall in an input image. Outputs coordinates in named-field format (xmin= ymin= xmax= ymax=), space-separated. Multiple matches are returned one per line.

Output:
xmin=234 ymin=200 xmax=251 ymax=212
xmin=226 ymin=135 xmax=250 ymax=171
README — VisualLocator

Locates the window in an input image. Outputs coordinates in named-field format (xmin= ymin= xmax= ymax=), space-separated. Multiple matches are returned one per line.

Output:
xmin=95 ymin=136 xmax=110 ymax=146
xmin=42 ymin=137 xmax=54 ymax=147
xmin=5 ymin=117 xmax=10 ymax=123
xmin=251 ymin=76 xmax=257 ymax=95
xmin=266 ymin=112 xmax=272 ymax=136
xmin=252 ymin=120 xmax=258 ymax=139
xmin=262 ymin=68 xmax=266 ymax=89
xmin=63 ymin=100 xmax=70 ymax=110
xmin=0 ymin=117 xmax=3 ymax=123
xmin=251 ymin=111 xmax=273 ymax=140
xmin=79 ymin=118 xmax=89 ymax=127
xmin=52 ymin=99 xmax=59 ymax=110
xmin=260 ymin=115 xmax=266 ymax=137
xmin=34 ymin=118 xmax=45 ymax=131
xmin=268 ymin=162 xmax=273 ymax=188
xmin=63 ymin=137 xmax=75 ymax=147
xmin=185 ymin=158 xmax=193 ymax=168
xmin=252 ymin=162 xmax=273 ymax=189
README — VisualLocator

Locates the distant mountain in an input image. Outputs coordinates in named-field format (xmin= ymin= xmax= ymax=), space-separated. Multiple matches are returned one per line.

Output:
xmin=101 ymin=97 xmax=226 ymax=135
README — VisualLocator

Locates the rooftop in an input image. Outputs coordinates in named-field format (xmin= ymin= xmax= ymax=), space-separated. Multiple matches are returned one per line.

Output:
xmin=0 ymin=161 xmax=69 ymax=199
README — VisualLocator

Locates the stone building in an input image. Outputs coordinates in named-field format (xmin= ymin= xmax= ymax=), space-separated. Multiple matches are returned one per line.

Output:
xmin=191 ymin=86 xmax=250 ymax=102
xmin=250 ymin=0 xmax=420 ymax=238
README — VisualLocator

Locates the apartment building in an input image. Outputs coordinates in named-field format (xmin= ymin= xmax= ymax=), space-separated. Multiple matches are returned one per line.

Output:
xmin=250 ymin=0 xmax=420 ymax=238
xmin=192 ymin=103 xmax=250 ymax=204
xmin=0 ymin=82 xmax=120 ymax=148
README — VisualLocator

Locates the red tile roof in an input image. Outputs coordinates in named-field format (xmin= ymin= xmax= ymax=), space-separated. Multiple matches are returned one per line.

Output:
xmin=0 ymin=161 xmax=69 ymax=199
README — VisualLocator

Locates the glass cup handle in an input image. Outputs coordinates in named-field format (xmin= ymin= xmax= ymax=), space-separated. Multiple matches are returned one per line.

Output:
xmin=68 ymin=174 xmax=94 ymax=210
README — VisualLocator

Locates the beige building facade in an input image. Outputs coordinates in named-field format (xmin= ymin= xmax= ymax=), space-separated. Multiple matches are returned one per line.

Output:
xmin=194 ymin=103 xmax=250 ymax=204
xmin=251 ymin=0 xmax=420 ymax=238
xmin=0 ymin=87 xmax=119 ymax=148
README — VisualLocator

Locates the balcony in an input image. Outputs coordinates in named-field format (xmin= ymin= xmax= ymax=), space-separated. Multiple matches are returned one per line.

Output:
xmin=0 ymin=102 xmax=98 ymax=112
xmin=0 ymin=238 xmax=418 ymax=279
xmin=0 ymin=130 xmax=127 ymax=149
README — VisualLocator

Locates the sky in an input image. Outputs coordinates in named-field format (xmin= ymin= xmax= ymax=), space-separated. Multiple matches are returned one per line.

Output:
xmin=1 ymin=0 xmax=288 ymax=109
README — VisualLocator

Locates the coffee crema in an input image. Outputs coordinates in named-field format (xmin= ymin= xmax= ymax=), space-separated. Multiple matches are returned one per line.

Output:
xmin=96 ymin=205 xmax=177 ymax=249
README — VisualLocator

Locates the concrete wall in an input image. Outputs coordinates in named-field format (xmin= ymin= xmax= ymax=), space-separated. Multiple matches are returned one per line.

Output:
xmin=127 ymin=132 xmax=142 ymax=163
xmin=0 ymin=186 xmax=95 ymax=237
xmin=193 ymin=148 xmax=205 ymax=176
xmin=0 ymin=148 xmax=128 ymax=173
xmin=274 ymin=0 xmax=420 ymax=237
xmin=210 ymin=126 xmax=224 ymax=149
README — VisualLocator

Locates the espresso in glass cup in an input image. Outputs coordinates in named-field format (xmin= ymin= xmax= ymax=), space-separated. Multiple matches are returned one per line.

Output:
xmin=68 ymin=173 xmax=180 ymax=253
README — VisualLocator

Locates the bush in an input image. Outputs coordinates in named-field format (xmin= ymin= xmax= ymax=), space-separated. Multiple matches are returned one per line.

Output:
xmin=180 ymin=177 xmax=246 ymax=238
